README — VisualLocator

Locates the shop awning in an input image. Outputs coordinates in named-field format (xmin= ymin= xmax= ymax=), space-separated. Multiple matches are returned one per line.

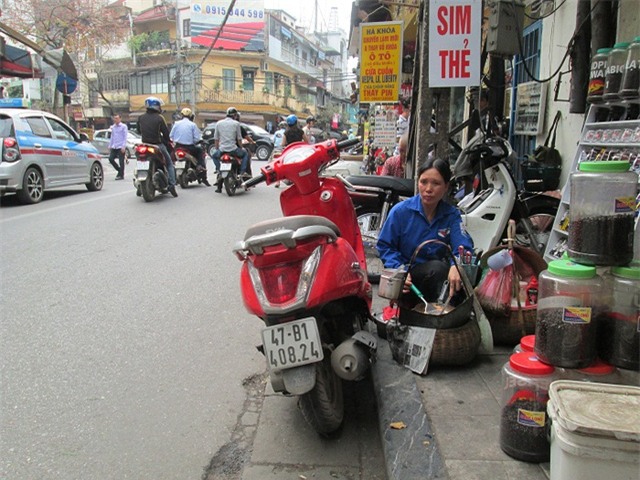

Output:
xmin=0 ymin=43 xmax=42 ymax=78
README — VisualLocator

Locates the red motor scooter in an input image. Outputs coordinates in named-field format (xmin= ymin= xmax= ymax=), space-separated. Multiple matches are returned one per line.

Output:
xmin=233 ymin=138 xmax=376 ymax=436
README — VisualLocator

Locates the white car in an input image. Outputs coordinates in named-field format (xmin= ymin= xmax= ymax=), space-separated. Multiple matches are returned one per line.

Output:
xmin=0 ymin=105 xmax=103 ymax=204
xmin=91 ymin=129 xmax=141 ymax=158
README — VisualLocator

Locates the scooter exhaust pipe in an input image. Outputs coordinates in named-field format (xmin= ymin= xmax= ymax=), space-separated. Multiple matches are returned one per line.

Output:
xmin=331 ymin=331 xmax=377 ymax=381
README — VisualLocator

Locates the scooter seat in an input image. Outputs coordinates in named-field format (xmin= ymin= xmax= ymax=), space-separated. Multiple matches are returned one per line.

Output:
xmin=244 ymin=215 xmax=341 ymax=240
xmin=346 ymin=175 xmax=415 ymax=196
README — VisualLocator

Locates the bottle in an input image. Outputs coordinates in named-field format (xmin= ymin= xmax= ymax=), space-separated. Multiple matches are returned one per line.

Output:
xmin=603 ymin=42 xmax=630 ymax=102
xmin=587 ymin=48 xmax=611 ymax=104
xmin=619 ymin=37 xmax=640 ymax=100
xmin=500 ymin=352 xmax=555 ymax=463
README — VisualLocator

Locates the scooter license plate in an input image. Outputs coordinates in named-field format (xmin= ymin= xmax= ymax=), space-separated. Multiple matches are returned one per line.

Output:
xmin=220 ymin=163 xmax=232 ymax=172
xmin=174 ymin=161 xmax=186 ymax=169
xmin=261 ymin=318 xmax=324 ymax=370
xmin=136 ymin=160 xmax=149 ymax=171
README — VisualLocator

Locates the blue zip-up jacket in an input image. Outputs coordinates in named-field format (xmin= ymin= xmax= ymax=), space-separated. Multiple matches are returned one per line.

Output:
xmin=377 ymin=195 xmax=473 ymax=269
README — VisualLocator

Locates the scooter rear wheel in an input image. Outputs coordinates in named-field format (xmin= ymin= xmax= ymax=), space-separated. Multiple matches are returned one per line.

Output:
xmin=298 ymin=355 xmax=344 ymax=437
xmin=357 ymin=208 xmax=384 ymax=284
xmin=178 ymin=171 xmax=189 ymax=189
xmin=224 ymin=174 xmax=237 ymax=196
xmin=140 ymin=165 xmax=156 ymax=202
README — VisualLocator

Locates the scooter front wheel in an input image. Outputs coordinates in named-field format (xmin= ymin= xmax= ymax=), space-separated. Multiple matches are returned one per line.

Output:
xmin=298 ymin=355 xmax=344 ymax=437
xmin=357 ymin=208 xmax=384 ymax=284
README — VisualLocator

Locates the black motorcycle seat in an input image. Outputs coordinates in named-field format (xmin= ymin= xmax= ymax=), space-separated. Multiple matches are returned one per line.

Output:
xmin=346 ymin=175 xmax=415 ymax=196
xmin=244 ymin=215 xmax=341 ymax=240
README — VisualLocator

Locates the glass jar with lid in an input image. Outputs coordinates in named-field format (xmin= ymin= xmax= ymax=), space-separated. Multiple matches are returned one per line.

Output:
xmin=598 ymin=265 xmax=640 ymax=370
xmin=534 ymin=259 xmax=603 ymax=368
xmin=500 ymin=352 xmax=555 ymax=463
xmin=568 ymin=161 xmax=638 ymax=266
xmin=587 ymin=47 xmax=612 ymax=104
xmin=603 ymin=42 xmax=630 ymax=102
xmin=619 ymin=37 xmax=640 ymax=100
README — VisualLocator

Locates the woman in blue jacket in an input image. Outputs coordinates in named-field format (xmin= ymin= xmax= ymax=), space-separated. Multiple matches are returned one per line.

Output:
xmin=377 ymin=157 xmax=473 ymax=303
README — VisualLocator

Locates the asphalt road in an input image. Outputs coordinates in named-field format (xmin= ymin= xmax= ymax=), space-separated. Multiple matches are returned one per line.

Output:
xmin=0 ymin=159 xmax=385 ymax=480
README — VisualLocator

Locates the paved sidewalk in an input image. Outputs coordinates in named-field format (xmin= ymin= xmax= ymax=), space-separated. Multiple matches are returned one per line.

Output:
xmin=369 ymin=300 xmax=551 ymax=480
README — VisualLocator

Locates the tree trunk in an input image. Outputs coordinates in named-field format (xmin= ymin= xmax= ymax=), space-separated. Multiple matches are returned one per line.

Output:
xmin=570 ymin=0 xmax=591 ymax=113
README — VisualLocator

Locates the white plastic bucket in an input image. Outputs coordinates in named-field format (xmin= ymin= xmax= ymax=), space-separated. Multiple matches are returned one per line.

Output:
xmin=547 ymin=380 xmax=640 ymax=480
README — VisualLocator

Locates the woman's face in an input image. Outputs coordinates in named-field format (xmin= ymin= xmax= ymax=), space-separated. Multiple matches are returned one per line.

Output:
xmin=418 ymin=167 xmax=448 ymax=209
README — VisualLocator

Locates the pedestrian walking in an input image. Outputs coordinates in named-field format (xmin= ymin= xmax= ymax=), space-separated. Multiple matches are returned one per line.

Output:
xmin=107 ymin=114 xmax=128 ymax=180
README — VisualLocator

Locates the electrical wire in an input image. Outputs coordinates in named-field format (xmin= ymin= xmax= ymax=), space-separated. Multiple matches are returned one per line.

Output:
xmin=524 ymin=0 xmax=569 ymax=20
xmin=512 ymin=0 xmax=599 ymax=85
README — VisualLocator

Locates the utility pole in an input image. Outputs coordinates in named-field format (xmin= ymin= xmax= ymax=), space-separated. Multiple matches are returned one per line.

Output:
xmin=174 ymin=0 xmax=182 ymax=109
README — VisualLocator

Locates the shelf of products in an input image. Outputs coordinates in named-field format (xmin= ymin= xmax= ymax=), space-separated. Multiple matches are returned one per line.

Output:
xmin=544 ymin=102 xmax=640 ymax=264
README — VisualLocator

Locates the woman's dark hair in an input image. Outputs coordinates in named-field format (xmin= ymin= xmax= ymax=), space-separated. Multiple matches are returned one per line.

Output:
xmin=417 ymin=158 xmax=452 ymax=183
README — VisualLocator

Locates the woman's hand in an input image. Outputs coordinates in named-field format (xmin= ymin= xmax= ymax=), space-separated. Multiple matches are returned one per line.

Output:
xmin=448 ymin=265 xmax=462 ymax=299
xmin=402 ymin=272 xmax=413 ymax=294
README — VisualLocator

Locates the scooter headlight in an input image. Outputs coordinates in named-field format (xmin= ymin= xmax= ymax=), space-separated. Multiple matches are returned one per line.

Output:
xmin=248 ymin=246 xmax=321 ymax=313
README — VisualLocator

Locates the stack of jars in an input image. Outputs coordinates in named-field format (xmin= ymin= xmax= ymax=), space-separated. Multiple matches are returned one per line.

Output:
xmin=588 ymin=38 xmax=639 ymax=119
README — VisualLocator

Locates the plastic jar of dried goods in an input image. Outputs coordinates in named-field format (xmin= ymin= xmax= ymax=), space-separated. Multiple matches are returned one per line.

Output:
xmin=513 ymin=334 xmax=536 ymax=353
xmin=619 ymin=37 xmax=640 ymax=99
xmin=562 ymin=359 xmax=621 ymax=384
xmin=568 ymin=161 xmax=638 ymax=266
xmin=587 ymin=48 xmax=612 ymax=103
xmin=534 ymin=259 xmax=603 ymax=368
xmin=500 ymin=352 xmax=555 ymax=463
xmin=603 ymin=42 xmax=630 ymax=102
xmin=598 ymin=265 xmax=640 ymax=371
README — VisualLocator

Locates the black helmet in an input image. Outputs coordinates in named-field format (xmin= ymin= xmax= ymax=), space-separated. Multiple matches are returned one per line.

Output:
xmin=226 ymin=107 xmax=238 ymax=117
xmin=306 ymin=116 xmax=315 ymax=124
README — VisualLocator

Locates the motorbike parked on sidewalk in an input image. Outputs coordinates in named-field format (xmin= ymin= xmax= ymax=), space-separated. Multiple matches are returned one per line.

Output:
xmin=216 ymin=151 xmax=247 ymax=196
xmin=342 ymin=133 xmax=558 ymax=283
xmin=133 ymin=143 xmax=172 ymax=202
xmin=233 ymin=138 xmax=377 ymax=436
xmin=173 ymin=142 xmax=209 ymax=188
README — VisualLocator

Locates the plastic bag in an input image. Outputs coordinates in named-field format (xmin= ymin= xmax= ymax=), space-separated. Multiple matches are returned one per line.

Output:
xmin=475 ymin=262 xmax=513 ymax=317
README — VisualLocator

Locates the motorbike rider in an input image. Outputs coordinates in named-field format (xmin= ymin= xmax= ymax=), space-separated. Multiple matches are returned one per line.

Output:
xmin=170 ymin=107 xmax=211 ymax=187
xmin=211 ymin=106 xmax=249 ymax=193
xmin=234 ymin=111 xmax=256 ymax=177
xmin=273 ymin=121 xmax=286 ymax=150
xmin=137 ymin=96 xmax=178 ymax=197
xmin=303 ymin=115 xmax=316 ymax=144
xmin=282 ymin=114 xmax=309 ymax=147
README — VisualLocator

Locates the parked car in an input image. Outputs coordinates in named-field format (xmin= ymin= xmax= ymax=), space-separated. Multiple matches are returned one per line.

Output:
xmin=0 ymin=107 xmax=103 ymax=204
xmin=91 ymin=129 xmax=142 ymax=158
xmin=202 ymin=122 xmax=274 ymax=161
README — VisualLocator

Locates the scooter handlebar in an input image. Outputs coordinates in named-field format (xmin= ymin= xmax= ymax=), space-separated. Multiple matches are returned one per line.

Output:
xmin=242 ymin=173 xmax=265 ymax=189
xmin=337 ymin=138 xmax=360 ymax=150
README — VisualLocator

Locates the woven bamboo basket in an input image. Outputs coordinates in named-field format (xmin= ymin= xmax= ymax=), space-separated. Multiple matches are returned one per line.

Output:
xmin=430 ymin=317 xmax=481 ymax=366
xmin=487 ymin=304 xmax=537 ymax=346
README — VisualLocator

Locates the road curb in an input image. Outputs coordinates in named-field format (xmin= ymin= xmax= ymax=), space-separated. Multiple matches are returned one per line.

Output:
xmin=370 ymin=340 xmax=448 ymax=480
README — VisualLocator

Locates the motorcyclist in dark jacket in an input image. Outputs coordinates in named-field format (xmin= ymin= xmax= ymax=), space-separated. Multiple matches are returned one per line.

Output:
xmin=137 ymin=96 xmax=178 ymax=197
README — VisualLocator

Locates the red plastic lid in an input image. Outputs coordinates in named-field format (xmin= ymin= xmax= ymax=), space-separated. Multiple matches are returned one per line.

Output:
xmin=509 ymin=352 xmax=555 ymax=375
xmin=578 ymin=359 xmax=615 ymax=375
xmin=520 ymin=335 xmax=536 ymax=352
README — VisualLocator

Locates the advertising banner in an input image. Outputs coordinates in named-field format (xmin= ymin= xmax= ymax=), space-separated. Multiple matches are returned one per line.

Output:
xmin=428 ymin=0 xmax=481 ymax=87
xmin=190 ymin=0 xmax=265 ymax=51
xmin=359 ymin=21 xmax=403 ymax=103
